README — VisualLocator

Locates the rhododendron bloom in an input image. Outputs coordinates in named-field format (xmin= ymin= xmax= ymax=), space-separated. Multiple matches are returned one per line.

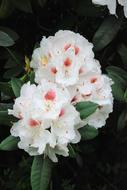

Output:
xmin=9 ymin=81 xmax=81 ymax=162
xmin=9 ymin=30 xmax=113 ymax=162
xmin=30 ymin=30 xmax=101 ymax=86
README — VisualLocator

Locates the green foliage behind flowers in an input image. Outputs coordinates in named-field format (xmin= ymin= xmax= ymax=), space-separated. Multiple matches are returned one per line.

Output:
xmin=0 ymin=0 xmax=127 ymax=190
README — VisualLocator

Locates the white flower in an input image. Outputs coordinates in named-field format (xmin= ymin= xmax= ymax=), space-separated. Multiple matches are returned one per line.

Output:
xmin=51 ymin=104 xmax=81 ymax=144
xmin=8 ymin=30 xmax=114 ymax=161
xmin=70 ymin=74 xmax=113 ymax=128
xmin=31 ymin=30 xmax=101 ymax=86
xmin=92 ymin=0 xmax=127 ymax=17
xmin=10 ymin=119 xmax=55 ymax=156
xmin=9 ymin=81 xmax=81 ymax=162
xmin=45 ymin=144 xmax=69 ymax=162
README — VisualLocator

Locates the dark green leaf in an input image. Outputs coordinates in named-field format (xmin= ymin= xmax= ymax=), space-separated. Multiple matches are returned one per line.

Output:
xmin=93 ymin=16 xmax=122 ymax=51
xmin=0 ymin=26 xmax=19 ymax=41
xmin=0 ymin=103 xmax=13 ymax=111
xmin=11 ymin=78 xmax=23 ymax=97
xmin=38 ymin=0 xmax=47 ymax=7
xmin=4 ymin=66 xmax=23 ymax=79
xmin=117 ymin=109 xmax=127 ymax=130
xmin=0 ymin=0 xmax=14 ymax=19
xmin=106 ymin=66 xmax=127 ymax=101
xmin=76 ymin=0 xmax=104 ymax=17
xmin=29 ymin=71 xmax=35 ymax=84
xmin=0 ymin=81 xmax=14 ymax=97
xmin=79 ymin=125 xmax=99 ymax=140
xmin=68 ymin=144 xmax=76 ymax=158
xmin=0 ymin=135 xmax=19 ymax=151
xmin=0 ymin=31 xmax=15 ymax=47
xmin=118 ymin=43 xmax=127 ymax=67
xmin=11 ymin=0 xmax=32 ymax=13
xmin=31 ymin=156 xmax=52 ymax=190
xmin=0 ymin=111 xmax=17 ymax=126
xmin=76 ymin=101 xmax=98 ymax=119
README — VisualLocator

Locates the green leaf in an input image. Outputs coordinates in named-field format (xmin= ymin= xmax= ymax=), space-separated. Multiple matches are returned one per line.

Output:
xmin=0 ymin=26 xmax=19 ymax=41
xmin=106 ymin=66 xmax=127 ymax=82
xmin=0 ymin=111 xmax=17 ymax=126
xmin=79 ymin=125 xmax=99 ymax=140
xmin=11 ymin=0 xmax=32 ymax=13
xmin=0 ymin=135 xmax=19 ymax=151
xmin=76 ymin=0 xmax=104 ymax=17
xmin=11 ymin=78 xmax=23 ymax=97
xmin=31 ymin=156 xmax=53 ymax=190
xmin=118 ymin=43 xmax=127 ymax=67
xmin=0 ymin=31 xmax=15 ymax=47
xmin=0 ymin=0 xmax=14 ymax=19
xmin=93 ymin=16 xmax=122 ymax=51
xmin=117 ymin=109 xmax=127 ymax=130
xmin=76 ymin=101 xmax=98 ymax=119
xmin=29 ymin=71 xmax=35 ymax=84
xmin=68 ymin=144 xmax=76 ymax=158
xmin=38 ymin=0 xmax=47 ymax=7
xmin=4 ymin=66 xmax=23 ymax=79
xmin=0 ymin=81 xmax=14 ymax=97
xmin=106 ymin=66 xmax=127 ymax=101
xmin=0 ymin=103 xmax=13 ymax=111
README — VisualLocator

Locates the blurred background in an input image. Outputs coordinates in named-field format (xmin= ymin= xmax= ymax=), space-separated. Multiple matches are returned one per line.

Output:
xmin=0 ymin=0 xmax=127 ymax=189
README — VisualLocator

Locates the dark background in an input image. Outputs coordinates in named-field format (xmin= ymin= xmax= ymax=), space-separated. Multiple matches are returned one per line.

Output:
xmin=0 ymin=0 xmax=127 ymax=189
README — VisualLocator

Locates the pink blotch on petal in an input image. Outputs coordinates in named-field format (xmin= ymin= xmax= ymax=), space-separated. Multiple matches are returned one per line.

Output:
xmin=44 ymin=90 xmax=56 ymax=101
xmin=59 ymin=108 xmax=65 ymax=117
xmin=64 ymin=44 xmax=71 ymax=51
xmin=71 ymin=96 xmax=78 ymax=103
xmin=91 ymin=77 xmax=97 ymax=83
xmin=29 ymin=119 xmax=39 ymax=128
xmin=64 ymin=57 xmax=72 ymax=67
xmin=51 ymin=67 xmax=57 ymax=74
xmin=74 ymin=46 xmax=80 ymax=55
xmin=79 ymin=67 xmax=85 ymax=74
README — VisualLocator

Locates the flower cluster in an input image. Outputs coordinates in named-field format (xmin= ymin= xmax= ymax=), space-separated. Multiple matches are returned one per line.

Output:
xmin=92 ymin=0 xmax=127 ymax=18
xmin=9 ymin=30 xmax=113 ymax=162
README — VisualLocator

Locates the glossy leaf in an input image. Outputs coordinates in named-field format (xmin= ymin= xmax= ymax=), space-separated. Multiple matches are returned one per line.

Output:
xmin=0 ymin=111 xmax=17 ymax=126
xmin=11 ymin=78 xmax=23 ymax=97
xmin=93 ymin=16 xmax=122 ymax=51
xmin=0 ymin=31 xmax=15 ymax=47
xmin=76 ymin=101 xmax=98 ymax=119
xmin=31 ymin=156 xmax=52 ymax=190
xmin=117 ymin=109 xmax=127 ymax=130
xmin=79 ymin=125 xmax=99 ymax=140
xmin=0 ymin=135 xmax=19 ymax=151
xmin=0 ymin=81 xmax=14 ymax=97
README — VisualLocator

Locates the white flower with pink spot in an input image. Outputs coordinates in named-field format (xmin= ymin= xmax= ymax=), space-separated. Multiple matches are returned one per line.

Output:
xmin=9 ymin=30 xmax=113 ymax=162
